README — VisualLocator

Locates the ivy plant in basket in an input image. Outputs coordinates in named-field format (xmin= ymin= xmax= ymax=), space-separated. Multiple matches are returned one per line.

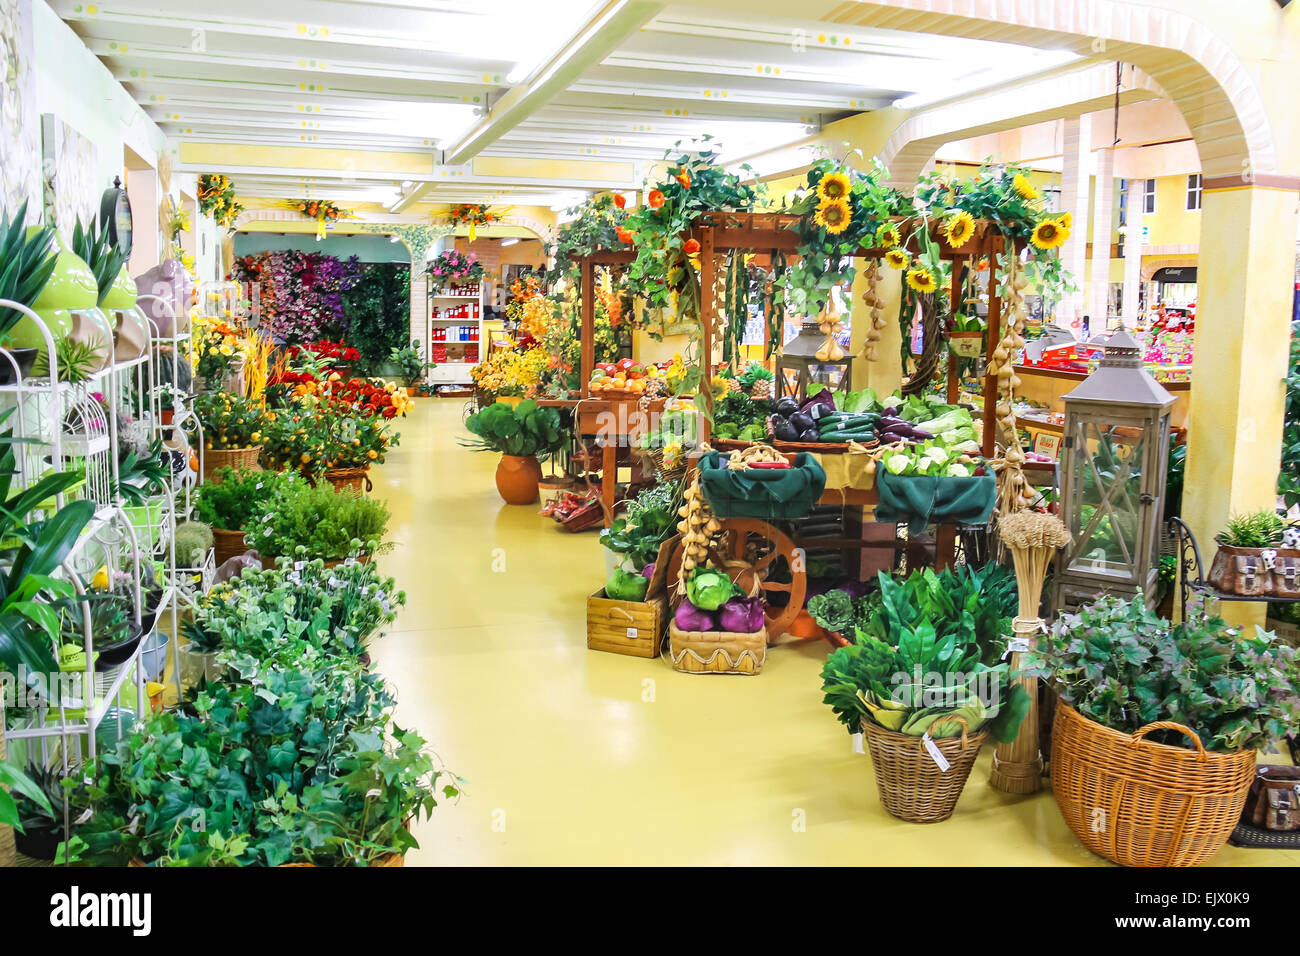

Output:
xmin=60 ymin=662 xmax=461 ymax=867
xmin=1027 ymin=594 xmax=1300 ymax=866
xmin=461 ymin=399 xmax=567 ymax=505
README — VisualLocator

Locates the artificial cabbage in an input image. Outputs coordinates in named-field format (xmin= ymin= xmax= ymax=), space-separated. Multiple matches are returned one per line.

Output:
xmin=718 ymin=596 xmax=765 ymax=633
xmin=674 ymin=600 xmax=716 ymax=632
xmin=606 ymin=568 xmax=649 ymax=602
xmin=686 ymin=568 xmax=739 ymax=611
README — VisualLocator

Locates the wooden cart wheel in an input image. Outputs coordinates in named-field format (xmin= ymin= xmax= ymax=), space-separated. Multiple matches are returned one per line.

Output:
xmin=666 ymin=517 xmax=806 ymax=641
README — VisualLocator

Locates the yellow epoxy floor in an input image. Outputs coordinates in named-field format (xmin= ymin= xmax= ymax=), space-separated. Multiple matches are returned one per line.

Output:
xmin=372 ymin=399 xmax=1298 ymax=866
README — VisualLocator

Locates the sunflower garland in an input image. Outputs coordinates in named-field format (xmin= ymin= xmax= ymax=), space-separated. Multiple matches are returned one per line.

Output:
xmin=906 ymin=266 xmax=938 ymax=295
xmin=944 ymin=210 xmax=975 ymax=248
xmin=876 ymin=223 xmax=901 ymax=248
xmin=1013 ymin=173 xmax=1039 ymax=201
xmin=884 ymin=248 xmax=909 ymax=269
xmin=1031 ymin=217 xmax=1069 ymax=250
xmin=813 ymin=198 xmax=853 ymax=235
xmin=816 ymin=171 xmax=851 ymax=203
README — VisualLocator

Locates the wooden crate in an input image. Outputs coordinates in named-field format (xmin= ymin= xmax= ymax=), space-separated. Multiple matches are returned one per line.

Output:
xmin=586 ymin=538 xmax=673 ymax=658
xmin=587 ymin=588 xmax=668 ymax=658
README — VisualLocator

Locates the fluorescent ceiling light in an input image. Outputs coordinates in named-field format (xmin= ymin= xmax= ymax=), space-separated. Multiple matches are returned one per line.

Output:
xmin=502 ymin=0 xmax=607 ymax=85
xmin=500 ymin=238 xmax=520 ymax=246
xmin=891 ymin=50 xmax=1084 ymax=111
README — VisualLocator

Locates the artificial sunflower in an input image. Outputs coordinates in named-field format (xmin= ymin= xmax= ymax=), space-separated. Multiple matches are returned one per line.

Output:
xmin=876 ymin=224 xmax=901 ymax=248
xmin=1031 ymin=218 xmax=1070 ymax=250
xmin=1056 ymin=210 xmax=1074 ymax=231
xmin=813 ymin=198 xmax=853 ymax=235
xmin=816 ymin=171 xmax=851 ymax=203
xmin=906 ymin=266 xmax=938 ymax=294
xmin=884 ymin=249 xmax=909 ymax=269
xmin=945 ymin=211 xmax=975 ymax=248
xmin=1013 ymin=173 xmax=1039 ymax=201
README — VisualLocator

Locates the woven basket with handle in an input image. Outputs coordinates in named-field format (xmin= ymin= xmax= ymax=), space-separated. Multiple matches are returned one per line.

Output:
xmin=202 ymin=445 xmax=262 ymax=484
xmin=1051 ymin=703 xmax=1257 ymax=866
xmin=861 ymin=714 xmax=986 ymax=823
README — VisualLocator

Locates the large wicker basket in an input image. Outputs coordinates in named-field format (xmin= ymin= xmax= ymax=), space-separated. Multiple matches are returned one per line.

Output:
xmin=212 ymin=527 xmax=248 ymax=566
xmin=862 ymin=715 xmax=986 ymax=823
xmin=203 ymin=445 xmax=263 ymax=484
xmin=1050 ymin=702 xmax=1257 ymax=866
xmin=321 ymin=466 xmax=372 ymax=494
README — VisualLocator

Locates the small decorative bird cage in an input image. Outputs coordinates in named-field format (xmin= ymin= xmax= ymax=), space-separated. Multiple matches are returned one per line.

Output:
xmin=1054 ymin=330 xmax=1174 ymax=611
xmin=775 ymin=295 xmax=853 ymax=402
xmin=59 ymin=389 xmax=114 ymax=509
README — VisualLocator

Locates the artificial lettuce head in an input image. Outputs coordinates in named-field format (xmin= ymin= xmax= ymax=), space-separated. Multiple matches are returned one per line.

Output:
xmin=686 ymin=567 xmax=739 ymax=611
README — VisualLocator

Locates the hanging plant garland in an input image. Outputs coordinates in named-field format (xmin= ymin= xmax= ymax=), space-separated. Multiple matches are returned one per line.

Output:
xmin=279 ymin=199 xmax=351 ymax=240
xmin=446 ymin=203 xmax=504 ymax=241
xmin=197 ymin=174 xmax=243 ymax=233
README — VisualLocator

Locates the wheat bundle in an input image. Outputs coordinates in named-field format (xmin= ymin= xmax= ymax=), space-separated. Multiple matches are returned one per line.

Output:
xmin=990 ymin=510 xmax=1071 ymax=794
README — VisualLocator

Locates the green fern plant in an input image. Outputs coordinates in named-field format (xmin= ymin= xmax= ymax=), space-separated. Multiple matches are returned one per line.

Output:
xmin=0 ymin=201 xmax=58 ymax=337
xmin=71 ymin=216 xmax=126 ymax=307
xmin=243 ymin=477 xmax=392 ymax=561
xmin=1220 ymin=509 xmax=1286 ymax=548
xmin=34 ymin=334 xmax=103 ymax=383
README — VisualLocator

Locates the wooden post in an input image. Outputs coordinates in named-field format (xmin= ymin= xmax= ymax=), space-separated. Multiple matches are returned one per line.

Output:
xmin=580 ymin=257 xmax=595 ymax=399
xmin=981 ymin=238 xmax=1004 ymax=459
xmin=947 ymin=257 xmax=963 ymax=405
xmin=698 ymin=226 xmax=715 ymax=445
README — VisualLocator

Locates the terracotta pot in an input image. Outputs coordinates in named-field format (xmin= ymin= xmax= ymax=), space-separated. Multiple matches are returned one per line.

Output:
xmin=495 ymin=454 xmax=542 ymax=505
xmin=161 ymin=408 xmax=175 ymax=426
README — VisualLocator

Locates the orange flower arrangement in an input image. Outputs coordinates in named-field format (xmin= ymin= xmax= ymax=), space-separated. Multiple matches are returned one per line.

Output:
xmin=647 ymin=189 xmax=666 ymax=210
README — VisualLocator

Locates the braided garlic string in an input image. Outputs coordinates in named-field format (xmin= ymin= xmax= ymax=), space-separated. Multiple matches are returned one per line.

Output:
xmin=859 ymin=259 xmax=886 ymax=361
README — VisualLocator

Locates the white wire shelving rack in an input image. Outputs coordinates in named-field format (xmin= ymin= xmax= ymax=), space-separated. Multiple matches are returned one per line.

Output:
xmin=0 ymin=294 xmax=202 ymax=859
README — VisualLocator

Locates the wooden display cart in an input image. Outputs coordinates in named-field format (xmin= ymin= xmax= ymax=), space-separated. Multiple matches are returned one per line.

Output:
xmin=564 ymin=214 xmax=1029 ymax=637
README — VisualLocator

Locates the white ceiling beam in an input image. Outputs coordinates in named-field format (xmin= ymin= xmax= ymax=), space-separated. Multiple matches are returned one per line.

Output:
xmin=395 ymin=0 xmax=662 ymax=210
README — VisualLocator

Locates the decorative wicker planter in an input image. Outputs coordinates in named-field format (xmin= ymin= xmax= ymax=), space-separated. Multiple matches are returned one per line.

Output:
xmin=1050 ymin=702 xmax=1257 ymax=866
xmin=203 ymin=445 xmax=263 ymax=484
xmin=861 ymin=716 xmax=986 ymax=823
xmin=212 ymin=527 xmax=248 ymax=566
xmin=667 ymin=621 xmax=766 ymax=674
xmin=322 ymin=467 xmax=372 ymax=495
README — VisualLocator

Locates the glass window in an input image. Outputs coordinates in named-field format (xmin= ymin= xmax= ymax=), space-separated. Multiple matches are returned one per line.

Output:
xmin=1143 ymin=179 xmax=1157 ymax=215
xmin=1186 ymin=174 xmax=1202 ymax=211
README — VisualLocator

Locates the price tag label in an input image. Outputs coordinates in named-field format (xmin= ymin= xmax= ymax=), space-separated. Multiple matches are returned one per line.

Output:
xmin=851 ymin=733 xmax=865 ymax=755
xmin=626 ymin=627 xmax=638 ymax=639
xmin=922 ymin=733 xmax=951 ymax=772
xmin=1008 ymin=636 xmax=1031 ymax=653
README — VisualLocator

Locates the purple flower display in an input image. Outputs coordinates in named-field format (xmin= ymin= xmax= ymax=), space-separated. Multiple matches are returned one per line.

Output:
xmin=230 ymin=251 xmax=362 ymax=344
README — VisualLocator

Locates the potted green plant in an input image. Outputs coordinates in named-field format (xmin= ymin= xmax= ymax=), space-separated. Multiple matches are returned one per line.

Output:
xmin=390 ymin=339 xmax=435 ymax=395
xmin=945 ymin=313 xmax=986 ymax=358
xmin=114 ymin=437 xmax=171 ymax=550
xmin=1029 ymin=595 xmax=1299 ymax=866
xmin=61 ymin=664 xmax=459 ymax=867
xmin=460 ymin=398 xmax=567 ymax=504
xmin=1 ymin=758 xmax=54 ymax=859
xmin=1207 ymin=509 xmax=1296 ymax=596
xmin=186 ymin=558 xmax=404 ymax=668
xmin=0 ymin=201 xmax=56 ymax=383
xmin=819 ymin=569 xmax=1029 ymax=823
xmin=193 ymin=466 xmax=288 ymax=564
xmin=243 ymin=477 xmax=392 ymax=565
xmin=193 ymin=392 xmax=265 ymax=482
xmin=10 ymin=762 xmax=68 ymax=861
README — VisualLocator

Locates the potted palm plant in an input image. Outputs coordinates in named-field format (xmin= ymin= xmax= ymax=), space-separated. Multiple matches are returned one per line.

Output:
xmin=460 ymin=399 xmax=568 ymax=504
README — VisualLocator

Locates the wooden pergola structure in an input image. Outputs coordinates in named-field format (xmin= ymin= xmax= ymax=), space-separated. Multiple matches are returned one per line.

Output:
xmin=570 ymin=211 xmax=1016 ymax=453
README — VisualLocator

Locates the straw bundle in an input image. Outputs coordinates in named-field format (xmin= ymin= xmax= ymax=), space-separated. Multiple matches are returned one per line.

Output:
xmin=990 ymin=510 xmax=1072 ymax=794
xmin=987 ymin=257 xmax=1038 ymax=514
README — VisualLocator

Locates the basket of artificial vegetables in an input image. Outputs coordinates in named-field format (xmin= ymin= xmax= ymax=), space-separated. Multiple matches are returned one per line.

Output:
xmin=697 ymin=445 xmax=826 ymax=521
xmin=820 ymin=569 xmax=1029 ymax=822
xmin=669 ymin=565 xmax=767 ymax=674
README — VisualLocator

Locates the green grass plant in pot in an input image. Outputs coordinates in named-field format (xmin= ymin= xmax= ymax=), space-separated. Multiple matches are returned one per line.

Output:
xmin=192 ymin=466 xmax=288 ymax=564
xmin=460 ymin=398 xmax=567 ymax=504
xmin=0 ymin=202 xmax=57 ymax=383
xmin=243 ymin=475 xmax=392 ymax=565
xmin=9 ymin=219 xmax=114 ymax=374
xmin=71 ymin=217 xmax=148 ymax=362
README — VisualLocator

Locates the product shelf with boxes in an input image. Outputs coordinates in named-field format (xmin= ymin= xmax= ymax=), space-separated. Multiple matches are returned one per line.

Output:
xmin=428 ymin=282 xmax=486 ymax=385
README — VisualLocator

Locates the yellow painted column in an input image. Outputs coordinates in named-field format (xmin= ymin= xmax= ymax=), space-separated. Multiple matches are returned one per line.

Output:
xmin=1183 ymin=182 xmax=1298 ymax=621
